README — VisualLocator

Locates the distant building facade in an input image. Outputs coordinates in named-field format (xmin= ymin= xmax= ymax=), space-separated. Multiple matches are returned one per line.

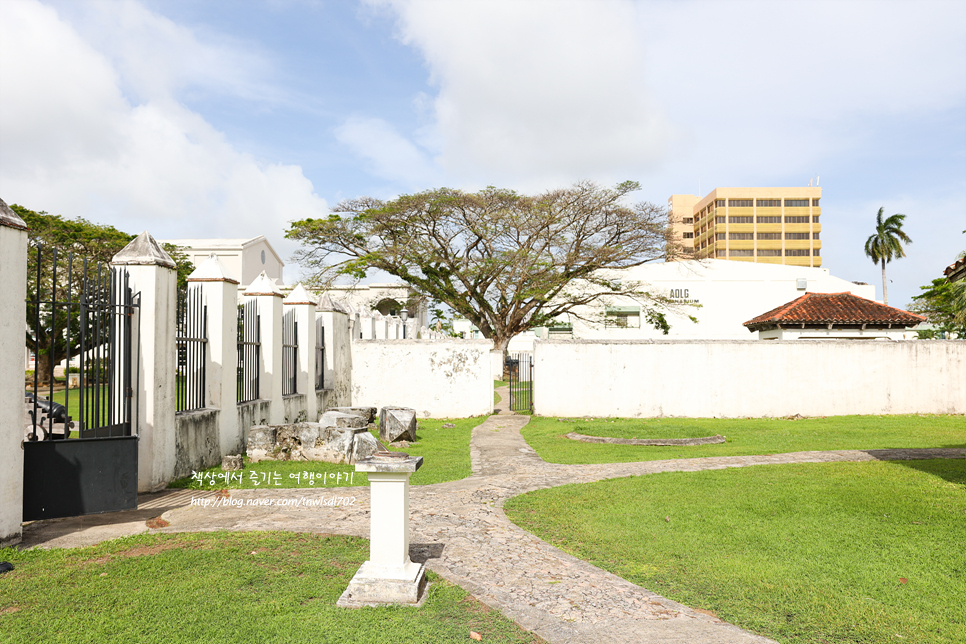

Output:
xmin=668 ymin=187 xmax=822 ymax=267
xmin=159 ymin=236 xmax=284 ymax=290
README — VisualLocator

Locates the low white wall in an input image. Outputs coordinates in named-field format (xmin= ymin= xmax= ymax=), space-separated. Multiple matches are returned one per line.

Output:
xmin=533 ymin=340 xmax=966 ymax=418
xmin=351 ymin=339 xmax=494 ymax=418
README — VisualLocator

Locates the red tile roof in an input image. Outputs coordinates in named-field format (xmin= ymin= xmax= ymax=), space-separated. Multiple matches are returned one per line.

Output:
xmin=743 ymin=292 xmax=925 ymax=331
xmin=945 ymin=256 xmax=966 ymax=281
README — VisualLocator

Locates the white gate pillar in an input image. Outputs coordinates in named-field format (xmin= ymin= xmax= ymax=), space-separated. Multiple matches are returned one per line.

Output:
xmin=0 ymin=200 xmax=28 ymax=546
xmin=283 ymin=284 xmax=317 ymax=423
xmin=188 ymin=255 xmax=242 ymax=455
xmin=112 ymin=232 xmax=178 ymax=492
xmin=244 ymin=272 xmax=285 ymax=424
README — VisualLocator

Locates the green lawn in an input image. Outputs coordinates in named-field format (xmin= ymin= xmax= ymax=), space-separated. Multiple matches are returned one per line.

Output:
xmin=169 ymin=417 xmax=479 ymax=490
xmin=522 ymin=414 xmax=966 ymax=464
xmin=505 ymin=459 xmax=966 ymax=644
xmin=0 ymin=531 xmax=542 ymax=644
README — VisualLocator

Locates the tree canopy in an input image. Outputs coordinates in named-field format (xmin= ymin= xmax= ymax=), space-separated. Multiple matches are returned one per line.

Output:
xmin=12 ymin=204 xmax=194 ymax=384
xmin=908 ymin=278 xmax=966 ymax=338
xmin=287 ymin=181 xmax=685 ymax=352
xmin=863 ymin=207 xmax=912 ymax=306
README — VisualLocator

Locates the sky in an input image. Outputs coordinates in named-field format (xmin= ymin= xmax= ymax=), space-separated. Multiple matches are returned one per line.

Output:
xmin=1 ymin=0 xmax=964 ymax=307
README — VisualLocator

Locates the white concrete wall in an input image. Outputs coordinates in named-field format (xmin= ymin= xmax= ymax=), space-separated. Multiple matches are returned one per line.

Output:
xmin=0 ymin=218 xmax=28 ymax=546
xmin=351 ymin=340 xmax=494 ymax=418
xmin=533 ymin=340 xmax=966 ymax=418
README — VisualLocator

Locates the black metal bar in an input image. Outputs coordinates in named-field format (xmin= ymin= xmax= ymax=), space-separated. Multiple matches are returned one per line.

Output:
xmin=64 ymin=253 xmax=72 ymax=436
xmin=49 ymin=247 xmax=57 ymax=437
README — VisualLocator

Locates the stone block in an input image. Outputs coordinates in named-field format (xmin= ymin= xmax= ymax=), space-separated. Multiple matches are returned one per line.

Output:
xmin=221 ymin=455 xmax=243 ymax=471
xmin=379 ymin=407 xmax=416 ymax=443
xmin=350 ymin=431 xmax=379 ymax=464
xmin=297 ymin=422 xmax=322 ymax=448
xmin=329 ymin=406 xmax=377 ymax=423
xmin=319 ymin=410 xmax=361 ymax=429
xmin=246 ymin=425 xmax=276 ymax=462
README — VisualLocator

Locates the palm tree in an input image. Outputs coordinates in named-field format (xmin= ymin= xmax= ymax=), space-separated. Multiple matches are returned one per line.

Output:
xmin=864 ymin=207 xmax=912 ymax=306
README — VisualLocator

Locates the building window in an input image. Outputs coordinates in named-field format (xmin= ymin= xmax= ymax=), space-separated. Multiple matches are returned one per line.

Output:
xmin=605 ymin=307 xmax=641 ymax=328
xmin=716 ymin=233 xmax=726 ymax=240
xmin=757 ymin=249 xmax=782 ymax=256
xmin=812 ymin=198 xmax=820 ymax=206
xmin=813 ymin=248 xmax=820 ymax=256
xmin=784 ymin=199 xmax=809 ymax=207
xmin=728 ymin=216 xmax=753 ymax=224
xmin=785 ymin=232 xmax=810 ymax=240
xmin=784 ymin=249 xmax=810 ymax=256
xmin=716 ymin=199 xmax=725 ymax=207
xmin=757 ymin=216 xmax=781 ymax=223
xmin=716 ymin=217 xmax=726 ymax=224
xmin=729 ymin=249 xmax=753 ymax=257
xmin=729 ymin=233 xmax=754 ymax=240
xmin=756 ymin=199 xmax=781 ymax=207
xmin=757 ymin=232 xmax=782 ymax=240
xmin=683 ymin=232 xmax=694 ymax=239
xmin=728 ymin=199 xmax=753 ymax=207
xmin=813 ymin=232 xmax=820 ymax=240
xmin=682 ymin=217 xmax=693 ymax=224
xmin=785 ymin=216 xmax=810 ymax=223
xmin=813 ymin=216 xmax=820 ymax=223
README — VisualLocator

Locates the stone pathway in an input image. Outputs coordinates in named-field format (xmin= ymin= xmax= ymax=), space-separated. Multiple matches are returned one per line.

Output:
xmin=21 ymin=393 xmax=965 ymax=644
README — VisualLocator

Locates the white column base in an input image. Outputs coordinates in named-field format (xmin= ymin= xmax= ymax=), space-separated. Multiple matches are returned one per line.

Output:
xmin=337 ymin=561 xmax=427 ymax=607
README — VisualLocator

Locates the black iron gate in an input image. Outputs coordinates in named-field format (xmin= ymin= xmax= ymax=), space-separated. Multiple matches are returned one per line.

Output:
xmin=507 ymin=352 xmax=533 ymax=414
xmin=23 ymin=245 xmax=140 ymax=521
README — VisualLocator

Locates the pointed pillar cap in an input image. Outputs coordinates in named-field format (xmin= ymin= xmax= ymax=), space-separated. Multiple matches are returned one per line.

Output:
xmin=0 ymin=198 xmax=28 ymax=231
xmin=187 ymin=253 xmax=239 ymax=284
xmin=112 ymin=231 xmax=176 ymax=268
xmin=244 ymin=270 xmax=284 ymax=297
xmin=317 ymin=293 xmax=349 ymax=313
xmin=283 ymin=283 xmax=317 ymax=306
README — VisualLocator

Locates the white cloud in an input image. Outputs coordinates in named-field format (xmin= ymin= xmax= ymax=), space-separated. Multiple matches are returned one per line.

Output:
xmin=0 ymin=0 xmax=327 ymax=282
xmin=371 ymin=0 xmax=673 ymax=187
xmin=334 ymin=115 xmax=439 ymax=187
xmin=367 ymin=0 xmax=965 ymax=189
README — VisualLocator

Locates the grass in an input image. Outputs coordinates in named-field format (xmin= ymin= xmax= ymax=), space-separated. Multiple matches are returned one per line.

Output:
xmin=0 ymin=531 xmax=543 ymax=644
xmin=168 ymin=417 xmax=480 ymax=490
xmin=505 ymin=459 xmax=966 ymax=644
xmin=522 ymin=414 xmax=966 ymax=464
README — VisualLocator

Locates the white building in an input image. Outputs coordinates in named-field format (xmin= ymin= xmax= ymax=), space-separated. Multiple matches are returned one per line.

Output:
xmin=158 ymin=236 xmax=284 ymax=291
xmin=535 ymin=260 xmax=879 ymax=343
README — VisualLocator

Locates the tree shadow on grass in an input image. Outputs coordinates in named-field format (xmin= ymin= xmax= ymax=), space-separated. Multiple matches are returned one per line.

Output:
xmin=865 ymin=449 xmax=966 ymax=486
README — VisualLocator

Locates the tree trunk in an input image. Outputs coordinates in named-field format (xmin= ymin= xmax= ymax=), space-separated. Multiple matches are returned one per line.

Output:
xmin=881 ymin=259 xmax=889 ymax=306
xmin=493 ymin=336 xmax=511 ymax=381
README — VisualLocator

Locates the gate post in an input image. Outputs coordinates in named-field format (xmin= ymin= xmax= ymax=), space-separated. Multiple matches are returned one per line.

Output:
xmin=244 ymin=272 xmax=285 ymax=424
xmin=283 ymin=284 xmax=317 ymax=422
xmin=112 ymin=232 xmax=178 ymax=492
xmin=317 ymin=295 xmax=351 ymax=408
xmin=188 ymin=255 xmax=242 ymax=456
xmin=0 ymin=200 xmax=28 ymax=546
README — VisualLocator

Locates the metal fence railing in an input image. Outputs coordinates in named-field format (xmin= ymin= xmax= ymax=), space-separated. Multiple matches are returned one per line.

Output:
xmin=237 ymin=300 xmax=260 ymax=403
xmin=175 ymin=284 xmax=207 ymax=413
xmin=315 ymin=316 xmax=325 ymax=390
xmin=282 ymin=308 xmax=298 ymax=395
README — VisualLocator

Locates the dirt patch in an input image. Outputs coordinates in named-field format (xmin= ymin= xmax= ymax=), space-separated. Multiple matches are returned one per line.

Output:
xmin=1 ymin=606 xmax=21 ymax=615
xmin=145 ymin=517 xmax=170 ymax=529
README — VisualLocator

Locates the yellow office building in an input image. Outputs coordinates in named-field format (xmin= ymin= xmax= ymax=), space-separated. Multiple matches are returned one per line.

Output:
xmin=668 ymin=187 xmax=822 ymax=267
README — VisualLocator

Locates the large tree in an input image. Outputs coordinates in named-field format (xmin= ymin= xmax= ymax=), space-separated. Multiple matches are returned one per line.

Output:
xmin=12 ymin=204 xmax=193 ymax=385
xmin=287 ymin=181 xmax=686 ymax=353
xmin=908 ymin=278 xmax=966 ymax=338
xmin=863 ymin=207 xmax=912 ymax=306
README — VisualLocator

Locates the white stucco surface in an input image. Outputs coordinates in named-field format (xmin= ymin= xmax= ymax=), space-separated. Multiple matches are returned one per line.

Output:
xmin=533 ymin=340 xmax=966 ymax=418
xmin=557 ymin=260 xmax=879 ymax=341
xmin=0 ymin=222 xmax=27 ymax=545
xmin=351 ymin=340 xmax=494 ymax=418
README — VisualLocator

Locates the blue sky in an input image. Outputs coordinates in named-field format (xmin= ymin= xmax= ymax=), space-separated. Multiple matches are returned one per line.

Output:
xmin=1 ymin=0 xmax=964 ymax=307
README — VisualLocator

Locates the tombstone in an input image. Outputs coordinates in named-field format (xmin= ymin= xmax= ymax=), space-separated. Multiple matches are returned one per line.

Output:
xmin=329 ymin=406 xmax=377 ymax=424
xmin=379 ymin=407 xmax=416 ymax=443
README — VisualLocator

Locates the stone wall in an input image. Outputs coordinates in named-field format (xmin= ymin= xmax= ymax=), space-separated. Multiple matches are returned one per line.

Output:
xmin=350 ymin=339 xmax=494 ymax=418
xmin=533 ymin=339 xmax=966 ymax=418
xmin=174 ymin=409 xmax=220 ymax=479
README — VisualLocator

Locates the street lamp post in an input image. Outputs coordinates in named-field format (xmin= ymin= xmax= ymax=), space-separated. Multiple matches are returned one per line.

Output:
xmin=400 ymin=308 xmax=408 ymax=339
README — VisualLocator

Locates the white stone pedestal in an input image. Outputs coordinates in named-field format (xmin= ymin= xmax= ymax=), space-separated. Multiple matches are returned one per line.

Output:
xmin=338 ymin=452 xmax=426 ymax=607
